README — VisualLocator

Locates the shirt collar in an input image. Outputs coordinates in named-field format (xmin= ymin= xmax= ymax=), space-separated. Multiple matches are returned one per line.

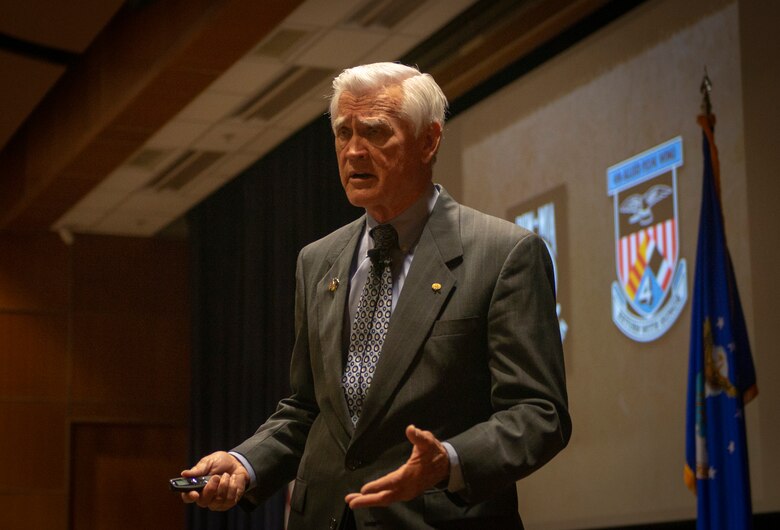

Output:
xmin=365 ymin=183 xmax=439 ymax=253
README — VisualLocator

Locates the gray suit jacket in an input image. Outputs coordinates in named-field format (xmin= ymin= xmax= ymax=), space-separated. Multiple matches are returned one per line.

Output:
xmin=234 ymin=188 xmax=571 ymax=529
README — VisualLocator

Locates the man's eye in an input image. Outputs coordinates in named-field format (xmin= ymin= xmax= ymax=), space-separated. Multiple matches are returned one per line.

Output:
xmin=367 ymin=127 xmax=388 ymax=139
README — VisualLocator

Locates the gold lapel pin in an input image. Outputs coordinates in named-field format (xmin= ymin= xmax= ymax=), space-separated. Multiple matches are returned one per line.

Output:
xmin=431 ymin=282 xmax=442 ymax=293
xmin=328 ymin=277 xmax=340 ymax=292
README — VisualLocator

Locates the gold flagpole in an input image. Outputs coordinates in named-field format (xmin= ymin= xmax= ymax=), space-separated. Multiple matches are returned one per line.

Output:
xmin=698 ymin=67 xmax=721 ymax=202
xmin=700 ymin=67 xmax=713 ymax=117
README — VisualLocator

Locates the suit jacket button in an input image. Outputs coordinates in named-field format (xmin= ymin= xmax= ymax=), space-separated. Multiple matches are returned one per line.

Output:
xmin=347 ymin=459 xmax=361 ymax=470
xmin=329 ymin=517 xmax=337 ymax=529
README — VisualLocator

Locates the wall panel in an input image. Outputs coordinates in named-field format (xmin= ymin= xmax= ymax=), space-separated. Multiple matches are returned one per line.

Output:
xmin=70 ymin=311 xmax=189 ymax=415
xmin=72 ymin=236 xmax=189 ymax=315
xmin=0 ymin=312 xmax=68 ymax=399
xmin=0 ymin=402 xmax=68 ymax=492
xmin=0 ymin=231 xmax=190 ymax=527
xmin=0 ymin=232 xmax=68 ymax=311
xmin=70 ymin=423 xmax=187 ymax=530
xmin=0 ymin=492 xmax=68 ymax=530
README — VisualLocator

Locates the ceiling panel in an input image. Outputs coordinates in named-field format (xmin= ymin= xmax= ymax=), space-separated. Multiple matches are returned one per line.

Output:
xmin=207 ymin=59 xmax=287 ymax=96
xmin=176 ymin=91 xmax=248 ymax=123
xmin=294 ymin=29 xmax=387 ymax=68
xmin=242 ymin=127 xmax=299 ymax=156
xmin=285 ymin=0 xmax=365 ymax=27
xmin=192 ymin=121 xmax=265 ymax=152
xmin=0 ymin=0 xmax=124 ymax=52
xmin=146 ymin=120 xmax=213 ymax=150
xmin=92 ymin=209 xmax=175 ymax=237
xmin=359 ymin=33 xmax=422 ymax=64
xmin=90 ymin=168 xmax=154 ymax=196
xmin=401 ymin=0 xmax=477 ymax=37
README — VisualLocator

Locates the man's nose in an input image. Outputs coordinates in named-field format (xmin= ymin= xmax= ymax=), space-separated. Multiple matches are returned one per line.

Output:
xmin=345 ymin=135 xmax=367 ymax=159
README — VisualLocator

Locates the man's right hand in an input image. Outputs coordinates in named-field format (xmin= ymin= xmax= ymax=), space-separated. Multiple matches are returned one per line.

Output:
xmin=180 ymin=451 xmax=250 ymax=511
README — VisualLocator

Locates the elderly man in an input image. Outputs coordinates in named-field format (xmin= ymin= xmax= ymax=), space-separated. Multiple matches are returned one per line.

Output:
xmin=182 ymin=62 xmax=571 ymax=529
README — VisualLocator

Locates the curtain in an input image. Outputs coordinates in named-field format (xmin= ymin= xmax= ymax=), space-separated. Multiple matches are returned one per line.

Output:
xmin=187 ymin=115 xmax=360 ymax=529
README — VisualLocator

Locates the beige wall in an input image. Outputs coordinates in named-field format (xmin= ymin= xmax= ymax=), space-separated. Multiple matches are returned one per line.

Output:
xmin=739 ymin=0 xmax=780 ymax=518
xmin=436 ymin=0 xmax=777 ymax=527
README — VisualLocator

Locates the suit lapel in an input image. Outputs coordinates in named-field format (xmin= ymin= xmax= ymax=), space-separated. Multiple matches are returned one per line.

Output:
xmin=354 ymin=190 xmax=463 ymax=439
xmin=315 ymin=217 xmax=364 ymax=440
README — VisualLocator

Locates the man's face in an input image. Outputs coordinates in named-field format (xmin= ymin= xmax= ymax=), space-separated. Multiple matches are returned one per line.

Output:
xmin=333 ymin=85 xmax=440 ymax=222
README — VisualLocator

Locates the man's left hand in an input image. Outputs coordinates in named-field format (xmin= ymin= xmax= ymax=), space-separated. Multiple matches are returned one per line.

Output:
xmin=345 ymin=425 xmax=450 ymax=509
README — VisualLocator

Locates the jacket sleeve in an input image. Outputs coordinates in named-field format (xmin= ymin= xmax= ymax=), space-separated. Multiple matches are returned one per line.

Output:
xmin=447 ymin=232 xmax=572 ymax=503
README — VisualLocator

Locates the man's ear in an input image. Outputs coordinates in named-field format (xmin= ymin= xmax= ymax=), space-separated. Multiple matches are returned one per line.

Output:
xmin=420 ymin=122 xmax=442 ymax=165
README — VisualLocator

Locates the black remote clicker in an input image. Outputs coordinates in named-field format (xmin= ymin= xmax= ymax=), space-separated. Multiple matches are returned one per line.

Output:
xmin=169 ymin=476 xmax=212 ymax=492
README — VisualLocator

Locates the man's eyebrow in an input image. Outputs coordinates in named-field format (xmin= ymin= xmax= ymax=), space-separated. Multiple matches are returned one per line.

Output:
xmin=358 ymin=117 xmax=392 ymax=129
xmin=332 ymin=116 xmax=392 ymax=132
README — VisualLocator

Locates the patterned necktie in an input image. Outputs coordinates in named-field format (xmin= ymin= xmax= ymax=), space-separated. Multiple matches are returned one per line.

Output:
xmin=342 ymin=224 xmax=399 ymax=426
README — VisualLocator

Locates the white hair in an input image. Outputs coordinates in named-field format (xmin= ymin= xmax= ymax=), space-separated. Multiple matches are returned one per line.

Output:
xmin=329 ymin=62 xmax=448 ymax=136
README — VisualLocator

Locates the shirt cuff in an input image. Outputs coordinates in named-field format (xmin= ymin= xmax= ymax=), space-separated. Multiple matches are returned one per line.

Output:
xmin=441 ymin=442 xmax=465 ymax=492
xmin=229 ymin=451 xmax=257 ymax=490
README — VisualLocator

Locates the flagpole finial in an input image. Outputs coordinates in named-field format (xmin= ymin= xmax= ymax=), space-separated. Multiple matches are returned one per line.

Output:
xmin=700 ymin=67 xmax=713 ymax=117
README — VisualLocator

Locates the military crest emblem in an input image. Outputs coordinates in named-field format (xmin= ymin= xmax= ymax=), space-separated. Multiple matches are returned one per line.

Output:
xmin=607 ymin=137 xmax=687 ymax=341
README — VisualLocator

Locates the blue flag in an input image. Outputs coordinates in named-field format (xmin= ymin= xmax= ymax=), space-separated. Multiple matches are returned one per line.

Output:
xmin=684 ymin=115 xmax=758 ymax=529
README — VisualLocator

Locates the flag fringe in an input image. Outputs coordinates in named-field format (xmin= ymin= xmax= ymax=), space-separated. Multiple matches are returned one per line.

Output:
xmin=684 ymin=463 xmax=697 ymax=494
xmin=743 ymin=383 xmax=758 ymax=405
